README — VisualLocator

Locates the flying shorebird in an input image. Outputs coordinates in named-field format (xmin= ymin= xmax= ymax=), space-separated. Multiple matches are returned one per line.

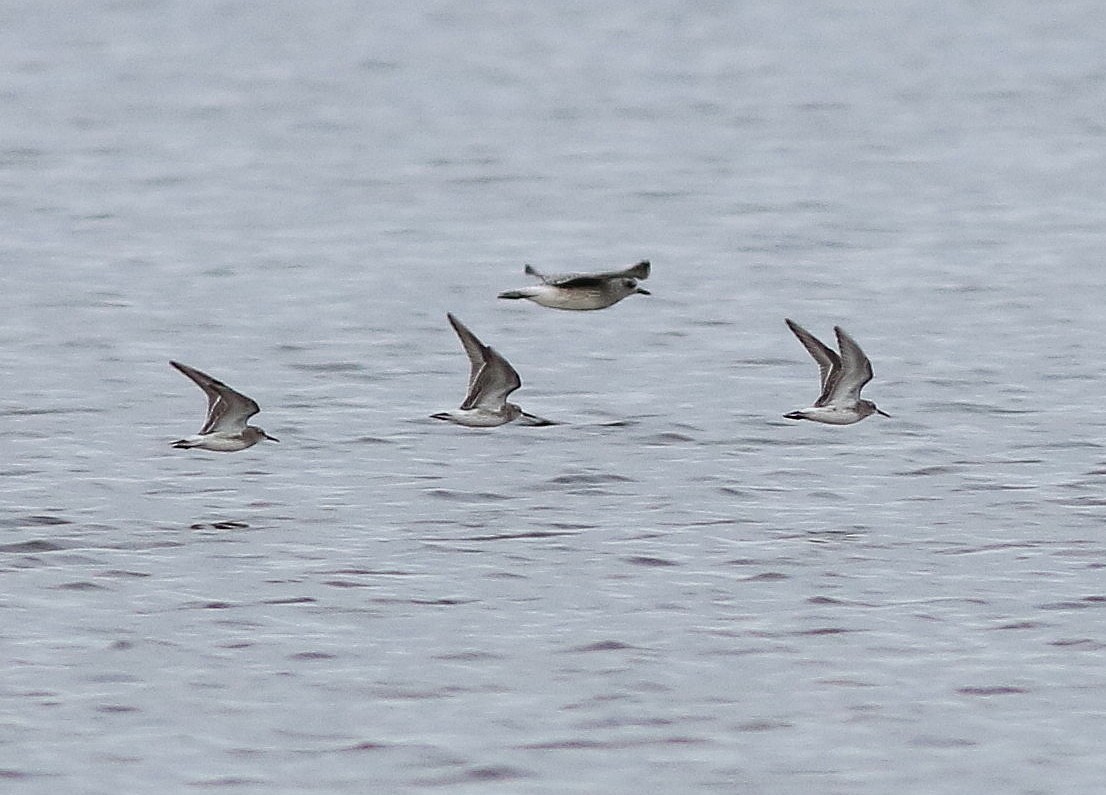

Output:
xmin=431 ymin=313 xmax=555 ymax=427
xmin=783 ymin=319 xmax=890 ymax=425
xmin=497 ymin=260 xmax=651 ymax=310
xmin=169 ymin=361 xmax=279 ymax=451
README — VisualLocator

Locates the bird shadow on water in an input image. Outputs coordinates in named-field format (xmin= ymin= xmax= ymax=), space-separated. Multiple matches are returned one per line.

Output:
xmin=188 ymin=519 xmax=251 ymax=531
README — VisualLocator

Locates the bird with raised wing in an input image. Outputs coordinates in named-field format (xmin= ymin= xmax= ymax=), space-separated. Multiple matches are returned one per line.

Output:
xmin=783 ymin=319 xmax=890 ymax=425
xmin=432 ymin=314 xmax=554 ymax=427
xmin=169 ymin=361 xmax=279 ymax=451
xmin=498 ymin=260 xmax=651 ymax=310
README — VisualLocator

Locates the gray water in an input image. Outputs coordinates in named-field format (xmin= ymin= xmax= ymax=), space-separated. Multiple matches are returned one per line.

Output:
xmin=4 ymin=1 xmax=1106 ymax=792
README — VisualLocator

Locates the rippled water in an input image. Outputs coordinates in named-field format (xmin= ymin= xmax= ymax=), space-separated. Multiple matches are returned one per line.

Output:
xmin=4 ymin=1 xmax=1106 ymax=792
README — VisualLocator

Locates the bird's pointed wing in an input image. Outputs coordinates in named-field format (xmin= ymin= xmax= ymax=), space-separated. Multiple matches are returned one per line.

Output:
xmin=543 ymin=274 xmax=607 ymax=288
xmin=784 ymin=319 xmax=842 ymax=406
xmin=562 ymin=260 xmax=651 ymax=283
xmin=460 ymin=346 xmax=521 ymax=411
xmin=831 ymin=326 xmax=875 ymax=403
xmin=617 ymin=260 xmax=650 ymax=280
xmin=524 ymin=263 xmax=581 ymax=285
xmin=171 ymin=361 xmax=260 ymax=433
xmin=523 ymin=264 xmax=553 ymax=283
xmin=544 ymin=261 xmax=651 ymax=287
xmin=446 ymin=314 xmax=488 ymax=394
xmin=446 ymin=314 xmax=521 ymax=410
xmin=524 ymin=261 xmax=648 ymax=287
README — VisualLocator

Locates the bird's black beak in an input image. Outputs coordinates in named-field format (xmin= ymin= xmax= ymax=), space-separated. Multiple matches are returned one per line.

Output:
xmin=265 ymin=432 xmax=280 ymax=442
xmin=876 ymin=408 xmax=891 ymax=418
xmin=636 ymin=287 xmax=651 ymax=295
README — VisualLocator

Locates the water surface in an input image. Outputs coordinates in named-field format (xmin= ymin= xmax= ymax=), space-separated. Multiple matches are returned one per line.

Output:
xmin=3 ymin=2 xmax=1106 ymax=792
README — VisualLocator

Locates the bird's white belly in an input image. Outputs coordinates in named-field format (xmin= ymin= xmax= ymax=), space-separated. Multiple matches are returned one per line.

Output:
xmin=436 ymin=409 xmax=514 ymax=427
xmin=531 ymin=287 xmax=611 ymax=310
xmin=194 ymin=432 xmax=255 ymax=451
xmin=802 ymin=406 xmax=863 ymax=425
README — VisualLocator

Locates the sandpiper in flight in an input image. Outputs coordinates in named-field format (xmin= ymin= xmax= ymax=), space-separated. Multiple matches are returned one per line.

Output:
xmin=169 ymin=361 xmax=279 ymax=451
xmin=432 ymin=313 xmax=554 ymax=427
xmin=783 ymin=319 xmax=890 ymax=425
xmin=497 ymin=260 xmax=651 ymax=310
